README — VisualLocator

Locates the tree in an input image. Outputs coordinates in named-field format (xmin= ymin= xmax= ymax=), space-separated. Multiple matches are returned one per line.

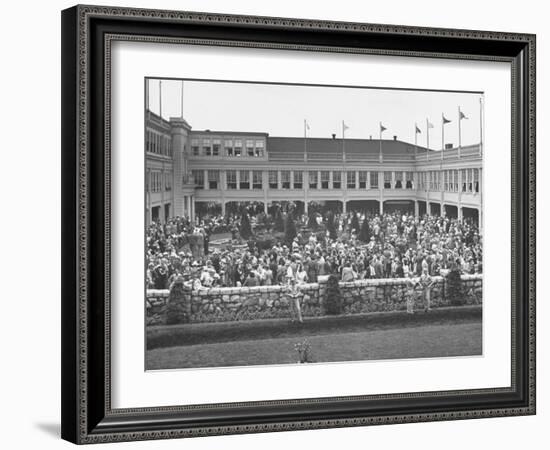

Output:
xmin=307 ymin=211 xmax=318 ymax=230
xmin=285 ymin=213 xmax=297 ymax=244
xmin=324 ymin=274 xmax=343 ymax=315
xmin=350 ymin=213 xmax=360 ymax=234
xmin=240 ymin=212 xmax=253 ymax=240
xmin=358 ymin=216 xmax=371 ymax=242
xmin=326 ymin=212 xmax=337 ymax=240
xmin=274 ymin=209 xmax=285 ymax=232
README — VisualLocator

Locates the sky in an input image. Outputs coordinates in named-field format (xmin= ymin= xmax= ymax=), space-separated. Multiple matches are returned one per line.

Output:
xmin=146 ymin=78 xmax=483 ymax=149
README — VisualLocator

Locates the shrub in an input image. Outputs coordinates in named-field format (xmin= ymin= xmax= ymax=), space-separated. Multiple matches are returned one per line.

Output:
xmin=294 ymin=339 xmax=313 ymax=363
xmin=350 ymin=213 xmax=360 ymax=234
xmin=359 ymin=217 xmax=371 ymax=242
xmin=324 ymin=274 xmax=343 ymax=315
xmin=240 ymin=213 xmax=253 ymax=240
xmin=274 ymin=209 xmax=285 ymax=232
xmin=285 ymin=214 xmax=297 ymax=244
xmin=165 ymin=279 xmax=191 ymax=325
xmin=326 ymin=212 xmax=337 ymax=240
xmin=307 ymin=212 xmax=318 ymax=230
xmin=446 ymin=268 xmax=464 ymax=306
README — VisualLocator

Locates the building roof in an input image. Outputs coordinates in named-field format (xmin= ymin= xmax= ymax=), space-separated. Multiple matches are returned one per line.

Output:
xmin=267 ymin=136 xmax=430 ymax=161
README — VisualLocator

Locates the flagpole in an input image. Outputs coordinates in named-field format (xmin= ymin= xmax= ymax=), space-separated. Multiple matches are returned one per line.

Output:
xmin=146 ymin=79 xmax=150 ymax=113
xmin=304 ymin=119 xmax=307 ymax=162
xmin=159 ymin=80 xmax=163 ymax=119
xmin=414 ymin=124 xmax=418 ymax=159
xmin=180 ymin=80 xmax=184 ymax=119
xmin=458 ymin=106 xmax=462 ymax=159
xmin=479 ymin=97 xmax=483 ymax=157
xmin=426 ymin=118 xmax=430 ymax=161
xmin=342 ymin=120 xmax=346 ymax=164
xmin=379 ymin=123 xmax=382 ymax=163
xmin=441 ymin=113 xmax=444 ymax=161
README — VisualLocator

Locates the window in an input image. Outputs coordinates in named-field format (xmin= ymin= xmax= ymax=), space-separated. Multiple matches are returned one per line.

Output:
xmin=224 ymin=139 xmax=233 ymax=156
xmin=191 ymin=139 xmax=200 ymax=156
xmin=444 ymin=170 xmax=449 ymax=191
xmin=406 ymin=172 xmax=413 ymax=189
xmin=212 ymin=139 xmax=221 ymax=156
xmin=234 ymin=140 xmax=242 ymax=156
xmin=293 ymin=171 xmax=303 ymax=189
xmin=347 ymin=171 xmax=356 ymax=189
xmin=454 ymin=170 xmax=459 ymax=192
xmin=192 ymin=170 xmax=204 ymax=189
xmin=394 ymin=172 xmax=403 ymax=189
xmin=357 ymin=171 xmax=367 ymax=189
xmin=269 ymin=170 xmax=278 ymax=189
xmin=255 ymin=140 xmax=264 ymax=157
xmin=461 ymin=169 xmax=467 ymax=192
xmin=240 ymin=170 xmax=250 ymax=189
xmin=226 ymin=170 xmax=237 ymax=189
xmin=309 ymin=171 xmax=318 ymax=189
xmin=165 ymin=172 xmax=172 ymax=191
xmin=370 ymin=171 xmax=378 ymax=189
xmin=246 ymin=140 xmax=254 ymax=157
xmin=474 ymin=169 xmax=479 ymax=193
xmin=208 ymin=170 xmax=219 ymax=189
xmin=202 ymin=138 xmax=212 ymax=156
xmin=252 ymin=171 xmax=263 ymax=189
xmin=384 ymin=171 xmax=392 ymax=189
xmin=281 ymin=170 xmax=291 ymax=189
xmin=320 ymin=171 xmax=330 ymax=189
xmin=333 ymin=171 xmax=342 ymax=189
xmin=468 ymin=169 xmax=473 ymax=192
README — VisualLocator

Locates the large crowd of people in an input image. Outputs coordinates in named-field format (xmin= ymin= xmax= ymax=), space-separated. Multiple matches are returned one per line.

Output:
xmin=146 ymin=208 xmax=482 ymax=292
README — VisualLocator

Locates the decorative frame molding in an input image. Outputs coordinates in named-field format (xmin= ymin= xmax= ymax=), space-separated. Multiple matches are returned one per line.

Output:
xmin=61 ymin=4 xmax=536 ymax=444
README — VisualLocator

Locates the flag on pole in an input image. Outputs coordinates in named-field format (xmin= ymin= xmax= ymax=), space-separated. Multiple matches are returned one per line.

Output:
xmin=458 ymin=107 xmax=468 ymax=156
xmin=441 ymin=113 xmax=451 ymax=157
xmin=342 ymin=121 xmax=350 ymax=135
xmin=305 ymin=119 xmax=311 ymax=131
xmin=426 ymin=118 xmax=434 ymax=155
xmin=378 ymin=122 xmax=386 ymax=163
xmin=342 ymin=121 xmax=349 ymax=163
xmin=414 ymin=123 xmax=421 ymax=157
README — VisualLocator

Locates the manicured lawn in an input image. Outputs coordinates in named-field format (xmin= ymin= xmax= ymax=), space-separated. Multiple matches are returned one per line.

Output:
xmin=146 ymin=308 xmax=482 ymax=370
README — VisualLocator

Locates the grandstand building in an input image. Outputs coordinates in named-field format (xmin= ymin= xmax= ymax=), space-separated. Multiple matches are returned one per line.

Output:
xmin=145 ymin=109 xmax=482 ymax=228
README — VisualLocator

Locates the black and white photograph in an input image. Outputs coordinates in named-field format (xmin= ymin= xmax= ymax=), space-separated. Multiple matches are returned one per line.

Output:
xmin=145 ymin=78 xmax=484 ymax=370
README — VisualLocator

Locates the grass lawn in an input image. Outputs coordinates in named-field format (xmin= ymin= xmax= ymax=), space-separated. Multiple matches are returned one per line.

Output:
xmin=146 ymin=307 xmax=482 ymax=370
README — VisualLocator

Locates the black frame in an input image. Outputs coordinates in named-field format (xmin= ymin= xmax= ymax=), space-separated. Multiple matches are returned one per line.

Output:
xmin=61 ymin=5 xmax=536 ymax=444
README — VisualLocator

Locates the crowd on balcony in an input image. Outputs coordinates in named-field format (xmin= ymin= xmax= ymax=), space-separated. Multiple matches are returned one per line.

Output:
xmin=146 ymin=207 xmax=482 ymax=291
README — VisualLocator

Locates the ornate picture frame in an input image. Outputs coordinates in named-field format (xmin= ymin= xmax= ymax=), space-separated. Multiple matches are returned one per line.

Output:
xmin=61 ymin=5 xmax=535 ymax=444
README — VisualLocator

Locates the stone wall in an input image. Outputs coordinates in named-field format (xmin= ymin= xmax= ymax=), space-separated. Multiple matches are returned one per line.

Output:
xmin=146 ymin=274 xmax=482 ymax=326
